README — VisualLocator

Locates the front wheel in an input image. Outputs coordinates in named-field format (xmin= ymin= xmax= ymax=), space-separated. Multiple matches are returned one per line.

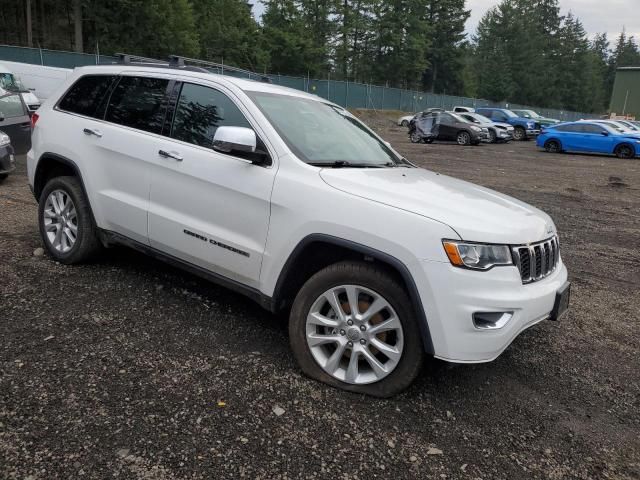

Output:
xmin=615 ymin=144 xmax=635 ymax=159
xmin=488 ymin=130 xmax=497 ymax=143
xmin=457 ymin=131 xmax=471 ymax=145
xmin=289 ymin=261 xmax=424 ymax=397
xmin=38 ymin=176 xmax=102 ymax=264
xmin=401 ymin=120 xmax=409 ymax=127
xmin=513 ymin=127 xmax=526 ymax=141
xmin=0 ymin=173 xmax=8 ymax=181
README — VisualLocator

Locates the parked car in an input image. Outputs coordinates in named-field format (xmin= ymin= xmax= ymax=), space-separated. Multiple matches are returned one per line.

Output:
xmin=580 ymin=119 xmax=636 ymax=134
xmin=397 ymin=114 xmax=415 ymax=127
xmin=0 ymin=63 xmax=41 ymax=113
xmin=613 ymin=120 xmax=640 ymax=132
xmin=476 ymin=108 xmax=540 ymax=141
xmin=409 ymin=110 xmax=489 ymax=145
xmin=512 ymin=109 xmax=560 ymax=128
xmin=28 ymin=64 xmax=570 ymax=397
xmin=0 ymin=130 xmax=16 ymax=181
xmin=0 ymin=92 xmax=32 ymax=154
xmin=453 ymin=106 xmax=475 ymax=113
xmin=458 ymin=112 xmax=514 ymax=143
xmin=537 ymin=121 xmax=640 ymax=159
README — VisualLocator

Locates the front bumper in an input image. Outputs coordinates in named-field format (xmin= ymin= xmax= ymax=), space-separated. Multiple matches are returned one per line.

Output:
xmin=526 ymin=129 xmax=540 ymax=137
xmin=0 ymin=145 xmax=16 ymax=175
xmin=412 ymin=258 xmax=568 ymax=363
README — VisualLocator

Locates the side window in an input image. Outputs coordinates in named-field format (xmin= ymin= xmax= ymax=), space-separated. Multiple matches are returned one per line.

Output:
xmin=493 ymin=112 xmax=507 ymax=122
xmin=580 ymin=124 xmax=605 ymax=134
xmin=57 ymin=75 xmax=116 ymax=118
xmin=105 ymin=76 xmax=169 ymax=135
xmin=0 ymin=94 xmax=26 ymax=118
xmin=170 ymin=83 xmax=252 ymax=148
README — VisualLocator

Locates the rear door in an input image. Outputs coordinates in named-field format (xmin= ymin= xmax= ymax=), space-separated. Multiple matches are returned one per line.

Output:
xmin=0 ymin=93 xmax=31 ymax=154
xmin=55 ymin=73 xmax=171 ymax=244
xmin=148 ymin=80 xmax=276 ymax=287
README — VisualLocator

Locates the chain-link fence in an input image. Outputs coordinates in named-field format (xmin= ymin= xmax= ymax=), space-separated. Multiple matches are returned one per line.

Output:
xmin=0 ymin=44 xmax=596 ymax=121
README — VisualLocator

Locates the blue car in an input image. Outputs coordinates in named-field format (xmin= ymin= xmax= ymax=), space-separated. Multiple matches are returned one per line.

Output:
xmin=536 ymin=121 xmax=640 ymax=159
xmin=476 ymin=108 xmax=540 ymax=141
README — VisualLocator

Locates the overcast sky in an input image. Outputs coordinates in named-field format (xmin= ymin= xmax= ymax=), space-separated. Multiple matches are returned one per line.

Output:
xmin=253 ymin=0 xmax=638 ymax=42
xmin=465 ymin=0 xmax=637 ymax=40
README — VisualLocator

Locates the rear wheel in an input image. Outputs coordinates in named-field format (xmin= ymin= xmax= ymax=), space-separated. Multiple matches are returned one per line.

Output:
xmin=410 ymin=131 xmax=423 ymax=143
xmin=513 ymin=126 xmax=526 ymax=141
xmin=0 ymin=173 xmax=7 ymax=181
xmin=289 ymin=261 xmax=424 ymax=397
xmin=457 ymin=131 xmax=471 ymax=145
xmin=401 ymin=120 xmax=409 ymax=127
xmin=615 ymin=143 xmax=635 ymax=159
xmin=38 ymin=176 xmax=102 ymax=264
xmin=544 ymin=139 xmax=562 ymax=153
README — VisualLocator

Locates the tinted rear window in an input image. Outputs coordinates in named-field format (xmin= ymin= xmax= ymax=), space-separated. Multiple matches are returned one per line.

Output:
xmin=105 ymin=76 xmax=169 ymax=135
xmin=58 ymin=75 xmax=116 ymax=118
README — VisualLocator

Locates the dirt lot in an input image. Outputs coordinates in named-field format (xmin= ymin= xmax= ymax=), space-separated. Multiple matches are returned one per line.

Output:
xmin=1 ymin=112 xmax=639 ymax=479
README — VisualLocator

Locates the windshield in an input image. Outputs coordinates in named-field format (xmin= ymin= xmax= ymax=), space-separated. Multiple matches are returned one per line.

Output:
xmin=448 ymin=112 xmax=469 ymax=123
xmin=0 ymin=73 xmax=26 ymax=92
xmin=516 ymin=110 xmax=540 ymax=119
xmin=503 ymin=109 xmax=517 ymax=118
xmin=248 ymin=92 xmax=401 ymax=166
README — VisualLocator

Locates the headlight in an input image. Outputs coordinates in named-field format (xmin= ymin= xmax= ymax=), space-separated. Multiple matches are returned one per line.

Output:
xmin=470 ymin=126 xmax=481 ymax=131
xmin=0 ymin=132 xmax=10 ymax=147
xmin=442 ymin=240 xmax=513 ymax=270
xmin=527 ymin=122 xmax=535 ymax=128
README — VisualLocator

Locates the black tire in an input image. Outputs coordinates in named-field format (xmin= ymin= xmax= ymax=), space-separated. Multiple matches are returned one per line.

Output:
xmin=289 ymin=261 xmax=425 ymax=398
xmin=409 ymin=131 xmax=423 ymax=143
xmin=544 ymin=139 xmax=562 ymax=153
xmin=488 ymin=129 xmax=497 ymax=143
xmin=401 ymin=120 xmax=409 ymax=127
xmin=0 ymin=173 xmax=8 ymax=181
xmin=615 ymin=143 xmax=635 ymax=159
xmin=38 ymin=175 xmax=102 ymax=264
xmin=456 ymin=131 xmax=471 ymax=145
xmin=513 ymin=126 xmax=526 ymax=141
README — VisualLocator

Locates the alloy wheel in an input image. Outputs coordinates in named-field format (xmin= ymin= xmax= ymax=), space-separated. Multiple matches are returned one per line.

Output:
xmin=43 ymin=189 xmax=78 ymax=253
xmin=457 ymin=132 xmax=471 ymax=145
xmin=305 ymin=285 xmax=404 ymax=385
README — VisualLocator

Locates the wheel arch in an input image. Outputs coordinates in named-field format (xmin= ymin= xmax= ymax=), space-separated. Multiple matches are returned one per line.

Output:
xmin=34 ymin=153 xmax=85 ymax=200
xmin=614 ymin=141 xmax=636 ymax=157
xmin=271 ymin=233 xmax=435 ymax=354
xmin=33 ymin=152 xmax=99 ymax=229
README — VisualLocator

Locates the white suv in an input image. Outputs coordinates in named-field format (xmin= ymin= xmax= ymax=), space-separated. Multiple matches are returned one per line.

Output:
xmin=27 ymin=65 xmax=570 ymax=397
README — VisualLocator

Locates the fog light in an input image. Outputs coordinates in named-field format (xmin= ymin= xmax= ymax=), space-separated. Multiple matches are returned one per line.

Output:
xmin=473 ymin=311 xmax=513 ymax=330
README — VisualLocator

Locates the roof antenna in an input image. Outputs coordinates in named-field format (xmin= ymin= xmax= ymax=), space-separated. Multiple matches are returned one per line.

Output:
xmin=169 ymin=55 xmax=185 ymax=68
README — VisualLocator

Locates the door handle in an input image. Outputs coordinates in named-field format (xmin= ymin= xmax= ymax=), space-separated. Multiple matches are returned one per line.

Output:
xmin=158 ymin=149 xmax=183 ymax=161
xmin=83 ymin=128 xmax=103 ymax=138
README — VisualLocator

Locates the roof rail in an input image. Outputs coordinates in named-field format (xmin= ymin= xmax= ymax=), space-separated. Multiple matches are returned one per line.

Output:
xmin=111 ymin=52 xmax=271 ymax=81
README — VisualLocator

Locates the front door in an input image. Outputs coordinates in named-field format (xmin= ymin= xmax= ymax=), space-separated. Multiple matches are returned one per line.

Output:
xmin=148 ymin=81 xmax=276 ymax=288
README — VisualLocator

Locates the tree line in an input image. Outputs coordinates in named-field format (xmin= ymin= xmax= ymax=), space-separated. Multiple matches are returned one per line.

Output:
xmin=1 ymin=0 xmax=639 ymax=113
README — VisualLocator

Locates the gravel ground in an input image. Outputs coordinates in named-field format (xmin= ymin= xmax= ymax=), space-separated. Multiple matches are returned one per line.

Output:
xmin=1 ymin=113 xmax=639 ymax=479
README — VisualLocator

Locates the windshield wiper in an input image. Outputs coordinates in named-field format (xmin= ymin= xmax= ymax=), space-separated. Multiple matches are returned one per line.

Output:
xmin=308 ymin=161 xmax=392 ymax=168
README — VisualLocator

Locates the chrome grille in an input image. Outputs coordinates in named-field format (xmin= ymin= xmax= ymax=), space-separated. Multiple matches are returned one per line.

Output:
xmin=512 ymin=236 xmax=560 ymax=284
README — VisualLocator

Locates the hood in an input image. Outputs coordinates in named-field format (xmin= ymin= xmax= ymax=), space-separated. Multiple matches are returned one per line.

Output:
xmin=513 ymin=116 xmax=535 ymax=126
xmin=493 ymin=122 xmax=514 ymax=129
xmin=320 ymin=168 xmax=554 ymax=245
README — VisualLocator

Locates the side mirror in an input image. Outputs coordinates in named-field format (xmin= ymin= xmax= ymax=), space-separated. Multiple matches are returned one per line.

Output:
xmin=212 ymin=126 xmax=270 ymax=165
xmin=601 ymin=131 xmax=609 ymax=136
xmin=213 ymin=126 xmax=256 ymax=154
